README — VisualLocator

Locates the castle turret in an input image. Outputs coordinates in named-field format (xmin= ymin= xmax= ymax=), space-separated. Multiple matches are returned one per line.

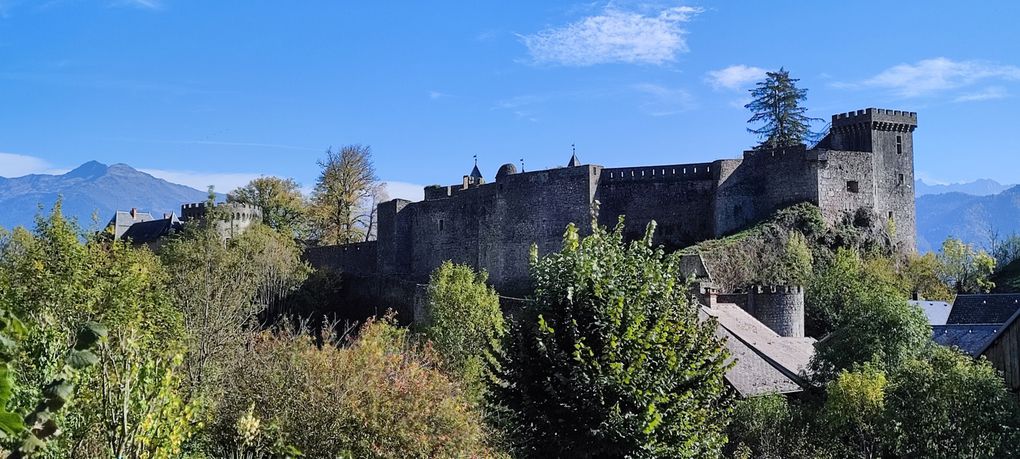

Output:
xmin=747 ymin=285 xmax=805 ymax=338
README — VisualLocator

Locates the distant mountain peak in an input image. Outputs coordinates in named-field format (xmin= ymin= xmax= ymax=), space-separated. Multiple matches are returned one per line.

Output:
xmin=65 ymin=160 xmax=110 ymax=179
xmin=915 ymin=178 xmax=1014 ymax=197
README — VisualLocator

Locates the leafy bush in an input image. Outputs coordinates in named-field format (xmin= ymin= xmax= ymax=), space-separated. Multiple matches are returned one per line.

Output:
xmin=493 ymin=220 xmax=732 ymax=458
xmin=422 ymin=261 xmax=505 ymax=398
xmin=884 ymin=347 xmax=1020 ymax=458
xmin=726 ymin=394 xmax=823 ymax=459
xmin=214 ymin=316 xmax=500 ymax=459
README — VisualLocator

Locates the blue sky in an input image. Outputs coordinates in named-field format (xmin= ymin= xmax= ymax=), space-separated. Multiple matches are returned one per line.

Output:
xmin=1 ymin=0 xmax=1018 ymax=200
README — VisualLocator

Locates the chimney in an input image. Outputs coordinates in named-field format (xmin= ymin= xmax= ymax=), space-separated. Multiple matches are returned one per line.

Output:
xmin=130 ymin=208 xmax=137 ymax=219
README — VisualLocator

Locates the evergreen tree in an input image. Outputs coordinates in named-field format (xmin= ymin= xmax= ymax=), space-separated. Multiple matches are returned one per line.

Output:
xmin=745 ymin=68 xmax=820 ymax=149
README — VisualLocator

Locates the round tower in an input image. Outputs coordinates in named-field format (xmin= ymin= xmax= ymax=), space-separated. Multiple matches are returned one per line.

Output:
xmin=747 ymin=285 xmax=805 ymax=338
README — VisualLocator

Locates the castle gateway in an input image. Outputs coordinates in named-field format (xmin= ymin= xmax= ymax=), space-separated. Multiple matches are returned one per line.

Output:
xmin=312 ymin=108 xmax=917 ymax=295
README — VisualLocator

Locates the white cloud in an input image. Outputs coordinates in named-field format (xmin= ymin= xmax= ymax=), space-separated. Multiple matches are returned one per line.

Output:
xmin=139 ymin=168 xmax=260 ymax=193
xmin=429 ymin=90 xmax=449 ymax=100
xmin=519 ymin=5 xmax=702 ymax=66
xmin=954 ymin=86 xmax=1008 ymax=102
xmin=706 ymin=65 xmax=767 ymax=90
xmin=841 ymin=57 xmax=1020 ymax=98
xmin=0 ymin=152 xmax=66 ymax=177
xmin=632 ymin=83 xmax=694 ymax=116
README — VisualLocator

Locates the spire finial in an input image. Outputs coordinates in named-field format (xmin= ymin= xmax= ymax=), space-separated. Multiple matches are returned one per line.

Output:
xmin=520 ymin=158 xmax=525 ymax=173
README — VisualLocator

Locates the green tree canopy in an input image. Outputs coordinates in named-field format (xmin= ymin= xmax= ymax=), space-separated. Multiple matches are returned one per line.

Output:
xmin=227 ymin=176 xmax=309 ymax=237
xmin=746 ymin=68 xmax=820 ymax=149
xmin=939 ymin=237 xmax=996 ymax=293
xmin=492 ymin=220 xmax=732 ymax=458
xmin=883 ymin=347 xmax=1020 ymax=458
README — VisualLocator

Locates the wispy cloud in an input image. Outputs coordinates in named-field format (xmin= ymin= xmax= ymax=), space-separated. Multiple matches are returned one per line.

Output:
xmin=429 ymin=90 xmax=450 ymax=100
xmin=112 ymin=137 xmax=320 ymax=152
xmin=110 ymin=0 xmax=162 ymax=10
xmin=837 ymin=57 xmax=1020 ymax=98
xmin=139 ymin=168 xmax=260 ymax=193
xmin=954 ymin=86 xmax=1008 ymax=102
xmin=705 ymin=65 xmax=767 ymax=90
xmin=632 ymin=83 xmax=694 ymax=116
xmin=519 ymin=5 xmax=703 ymax=66
xmin=0 ymin=152 xmax=67 ymax=177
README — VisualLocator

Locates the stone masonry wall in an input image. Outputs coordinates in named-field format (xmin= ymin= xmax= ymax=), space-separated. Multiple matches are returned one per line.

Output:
xmin=597 ymin=163 xmax=717 ymax=249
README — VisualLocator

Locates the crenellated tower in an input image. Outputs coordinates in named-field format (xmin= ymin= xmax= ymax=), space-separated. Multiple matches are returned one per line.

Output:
xmin=826 ymin=108 xmax=918 ymax=251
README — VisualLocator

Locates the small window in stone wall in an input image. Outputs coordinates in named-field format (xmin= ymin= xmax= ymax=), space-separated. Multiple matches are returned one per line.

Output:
xmin=898 ymin=173 xmax=904 ymax=185
xmin=847 ymin=180 xmax=860 ymax=193
xmin=888 ymin=211 xmax=894 ymax=220
xmin=896 ymin=135 xmax=903 ymax=155
xmin=438 ymin=219 xmax=445 ymax=231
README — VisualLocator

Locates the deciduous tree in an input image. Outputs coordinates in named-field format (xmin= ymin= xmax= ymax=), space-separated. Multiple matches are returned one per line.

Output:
xmin=493 ymin=219 xmax=732 ymax=458
xmin=227 ymin=176 xmax=309 ymax=238
xmin=311 ymin=145 xmax=378 ymax=245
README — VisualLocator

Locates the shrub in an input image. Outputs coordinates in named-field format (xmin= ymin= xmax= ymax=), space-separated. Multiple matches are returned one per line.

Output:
xmin=215 ymin=316 xmax=500 ymax=458
xmin=422 ymin=261 xmax=505 ymax=397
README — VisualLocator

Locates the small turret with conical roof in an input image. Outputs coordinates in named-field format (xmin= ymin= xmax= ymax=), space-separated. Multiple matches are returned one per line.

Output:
xmin=463 ymin=155 xmax=485 ymax=187
xmin=567 ymin=144 xmax=581 ymax=167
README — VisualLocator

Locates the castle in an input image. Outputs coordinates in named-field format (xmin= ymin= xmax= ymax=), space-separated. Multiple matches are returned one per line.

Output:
xmin=312 ymin=107 xmax=918 ymax=296
xmin=108 ymin=201 xmax=262 ymax=246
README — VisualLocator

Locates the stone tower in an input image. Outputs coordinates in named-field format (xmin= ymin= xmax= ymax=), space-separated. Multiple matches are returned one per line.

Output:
xmin=829 ymin=108 xmax=917 ymax=251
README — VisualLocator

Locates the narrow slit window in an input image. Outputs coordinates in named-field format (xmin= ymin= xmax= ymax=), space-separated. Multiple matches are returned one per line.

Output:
xmin=896 ymin=135 xmax=903 ymax=155
xmin=438 ymin=219 xmax=444 ymax=231
xmin=898 ymin=173 xmax=904 ymax=186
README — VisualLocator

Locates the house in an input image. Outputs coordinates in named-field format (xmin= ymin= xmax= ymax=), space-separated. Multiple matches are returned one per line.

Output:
xmin=933 ymin=293 xmax=1020 ymax=395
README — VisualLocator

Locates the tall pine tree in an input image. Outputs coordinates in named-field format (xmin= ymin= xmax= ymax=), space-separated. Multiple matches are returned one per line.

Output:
xmin=745 ymin=68 xmax=820 ymax=149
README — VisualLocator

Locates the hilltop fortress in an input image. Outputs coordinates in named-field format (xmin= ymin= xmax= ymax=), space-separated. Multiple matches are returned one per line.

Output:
xmin=310 ymin=107 xmax=917 ymax=295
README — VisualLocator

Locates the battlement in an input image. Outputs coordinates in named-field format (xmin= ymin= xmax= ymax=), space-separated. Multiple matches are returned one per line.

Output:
xmin=602 ymin=162 xmax=715 ymax=181
xmin=832 ymin=107 xmax=917 ymax=130
xmin=180 ymin=201 xmax=263 ymax=221
xmin=749 ymin=285 xmax=803 ymax=294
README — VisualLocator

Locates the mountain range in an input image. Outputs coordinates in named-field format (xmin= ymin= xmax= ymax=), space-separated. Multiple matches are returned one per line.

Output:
xmin=915 ymin=178 xmax=1015 ymax=197
xmin=1 ymin=161 xmax=1017 ymax=254
xmin=916 ymin=185 xmax=1020 ymax=252
xmin=0 ymin=161 xmax=210 ymax=231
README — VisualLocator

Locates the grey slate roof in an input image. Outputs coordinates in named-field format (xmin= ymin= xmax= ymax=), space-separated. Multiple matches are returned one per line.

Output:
xmin=909 ymin=300 xmax=953 ymax=325
xmin=946 ymin=294 xmax=1020 ymax=324
xmin=107 ymin=210 xmax=154 ymax=239
xmin=932 ymin=324 xmax=1002 ymax=356
xmin=567 ymin=153 xmax=581 ymax=167
xmin=701 ymin=302 xmax=815 ymax=397
xmin=120 ymin=214 xmax=182 ymax=243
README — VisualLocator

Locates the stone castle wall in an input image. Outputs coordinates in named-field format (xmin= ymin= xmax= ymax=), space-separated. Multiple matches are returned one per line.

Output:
xmin=311 ymin=107 xmax=918 ymax=295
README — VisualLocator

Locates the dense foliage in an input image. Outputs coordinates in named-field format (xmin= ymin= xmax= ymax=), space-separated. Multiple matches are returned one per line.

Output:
xmin=214 ymin=317 xmax=499 ymax=458
xmin=493 ymin=220 xmax=732 ymax=458
xmin=422 ymin=261 xmax=505 ymax=398
xmin=227 ymin=176 xmax=310 ymax=238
